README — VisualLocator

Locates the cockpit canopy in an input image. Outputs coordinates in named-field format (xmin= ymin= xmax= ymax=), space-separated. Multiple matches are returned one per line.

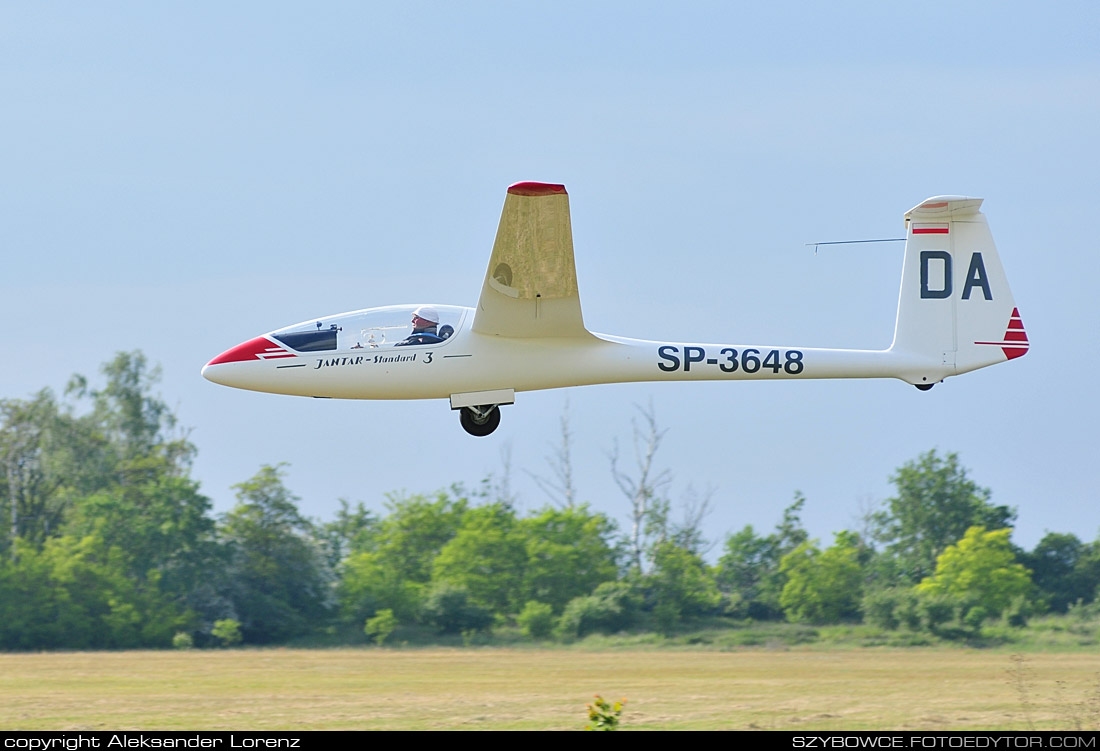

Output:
xmin=270 ymin=304 xmax=467 ymax=353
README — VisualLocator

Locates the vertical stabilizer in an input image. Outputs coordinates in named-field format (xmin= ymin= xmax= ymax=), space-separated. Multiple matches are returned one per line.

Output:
xmin=890 ymin=196 xmax=1027 ymax=386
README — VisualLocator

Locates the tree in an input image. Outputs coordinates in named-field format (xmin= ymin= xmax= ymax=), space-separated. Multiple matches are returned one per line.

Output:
xmin=609 ymin=403 xmax=671 ymax=572
xmin=871 ymin=450 xmax=1015 ymax=583
xmin=527 ymin=401 xmax=578 ymax=508
xmin=716 ymin=493 xmax=808 ymax=619
xmin=371 ymin=489 xmax=469 ymax=582
xmin=778 ymin=531 xmax=864 ymax=624
xmin=647 ymin=540 xmax=720 ymax=633
xmin=69 ymin=351 xmax=193 ymax=470
xmin=555 ymin=581 xmax=642 ymax=641
xmin=419 ymin=582 xmax=493 ymax=634
xmin=431 ymin=503 xmax=526 ymax=614
xmin=0 ymin=389 xmax=114 ymax=554
xmin=317 ymin=499 xmax=379 ymax=570
xmin=337 ymin=489 xmax=468 ymax=626
xmin=0 ymin=392 xmax=70 ymax=554
xmin=915 ymin=526 xmax=1033 ymax=617
xmin=220 ymin=465 xmax=331 ymax=643
xmin=520 ymin=505 xmax=619 ymax=612
xmin=1019 ymin=532 xmax=1097 ymax=613
xmin=0 ymin=533 xmax=188 ymax=649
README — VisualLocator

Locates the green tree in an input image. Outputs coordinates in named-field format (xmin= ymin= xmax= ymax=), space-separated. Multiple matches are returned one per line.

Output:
xmin=339 ymin=549 xmax=422 ymax=624
xmin=419 ymin=581 xmax=493 ymax=634
xmin=1019 ymin=532 xmax=1096 ymax=613
xmin=778 ymin=531 xmax=864 ymax=623
xmin=70 ymin=351 xmax=192 ymax=468
xmin=519 ymin=505 xmax=619 ymax=613
xmin=915 ymin=526 xmax=1033 ymax=616
xmin=647 ymin=540 xmax=720 ymax=633
xmin=317 ymin=499 xmax=379 ymax=570
xmin=431 ymin=503 xmax=525 ymax=614
xmin=220 ymin=465 xmax=330 ymax=643
xmin=0 ymin=390 xmax=107 ymax=554
xmin=0 ymin=353 xmax=220 ymax=648
xmin=872 ymin=450 xmax=1015 ymax=584
xmin=336 ymin=489 xmax=468 ymax=626
xmin=0 ymin=533 xmax=187 ymax=649
xmin=716 ymin=493 xmax=808 ymax=619
xmin=371 ymin=490 xmax=469 ymax=582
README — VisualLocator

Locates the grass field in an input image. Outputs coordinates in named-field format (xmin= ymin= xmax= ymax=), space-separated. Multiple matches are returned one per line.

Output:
xmin=2 ymin=647 xmax=1098 ymax=731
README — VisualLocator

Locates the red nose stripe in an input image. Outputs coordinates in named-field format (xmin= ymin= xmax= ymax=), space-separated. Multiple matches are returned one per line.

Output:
xmin=207 ymin=337 xmax=296 ymax=365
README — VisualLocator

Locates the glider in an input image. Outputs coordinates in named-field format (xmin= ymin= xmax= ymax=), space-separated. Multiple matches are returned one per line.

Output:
xmin=203 ymin=183 xmax=1027 ymax=436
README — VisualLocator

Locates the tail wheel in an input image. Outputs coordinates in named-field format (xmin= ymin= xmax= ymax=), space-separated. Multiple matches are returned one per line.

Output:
xmin=459 ymin=405 xmax=501 ymax=436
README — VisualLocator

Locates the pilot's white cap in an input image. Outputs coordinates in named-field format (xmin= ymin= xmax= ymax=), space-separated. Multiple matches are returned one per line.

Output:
xmin=413 ymin=306 xmax=440 ymax=323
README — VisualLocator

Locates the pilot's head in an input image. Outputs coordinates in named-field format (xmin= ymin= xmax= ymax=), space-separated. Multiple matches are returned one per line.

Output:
xmin=411 ymin=306 xmax=440 ymax=331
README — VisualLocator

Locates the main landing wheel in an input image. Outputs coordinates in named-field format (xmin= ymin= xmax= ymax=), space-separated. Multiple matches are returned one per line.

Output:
xmin=914 ymin=383 xmax=935 ymax=391
xmin=459 ymin=405 xmax=501 ymax=437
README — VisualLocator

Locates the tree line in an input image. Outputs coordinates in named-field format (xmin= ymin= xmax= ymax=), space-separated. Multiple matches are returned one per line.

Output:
xmin=0 ymin=352 xmax=1096 ymax=649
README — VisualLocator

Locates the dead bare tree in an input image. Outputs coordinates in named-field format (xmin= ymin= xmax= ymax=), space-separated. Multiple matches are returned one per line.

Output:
xmin=673 ymin=483 xmax=718 ymax=556
xmin=484 ymin=440 xmax=519 ymax=511
xmin=609 ymin=402 xmax=671 ymax=572
xmin=526 ymin=400 xmax=577 ymax=508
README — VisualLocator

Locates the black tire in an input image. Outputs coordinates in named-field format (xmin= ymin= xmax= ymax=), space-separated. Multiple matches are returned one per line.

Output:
xmin=914 ymin=383 xmax=935 ymax=391
xmin=459 ymin=405 xmax=501 ymax=436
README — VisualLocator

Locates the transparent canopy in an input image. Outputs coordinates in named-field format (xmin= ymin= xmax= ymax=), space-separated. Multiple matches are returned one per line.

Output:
xmin=270 ymin=304 xmax=467 ymax=353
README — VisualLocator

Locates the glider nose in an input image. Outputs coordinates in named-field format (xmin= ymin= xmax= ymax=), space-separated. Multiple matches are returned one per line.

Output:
xmin=200 ymin=360 xmax=230 ymax=386
xmin=201 ymin=345 xmax=247 ymax=388
xmin=202 ymin=336 xmax=293 ymax=389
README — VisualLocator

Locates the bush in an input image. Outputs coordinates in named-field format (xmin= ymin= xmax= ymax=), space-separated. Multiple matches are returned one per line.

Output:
xmin=364 ymin=608 xmax=397 ymax=646
xmin=895 ymin=589 xmax=922 ymax=630
xmin=556 ymin=582 xmax=642 ymax=641
xmin=420 ymin=583 xmax=493 ymax=635
xmin=171 ymin=632 xmax=194 ymax=650
xmin=916 ymin=592 xmax=958 ymax=634
xmin=963 ymin=605 xmax=990 ymax=631
xmin=1002 ymin=595 xmax=1034 ymax=628
xmin=653 ymin=601 xmax=680 ymax=636
xmin=862 ymin=589 xmax=901 ymax=630
xmin=517 ymin=601 xmax=554 ymax=640
xmin=862 ymin=588 xmax=922 ymax=631
xmin=212 ymin=619 xmax=242 ymax=647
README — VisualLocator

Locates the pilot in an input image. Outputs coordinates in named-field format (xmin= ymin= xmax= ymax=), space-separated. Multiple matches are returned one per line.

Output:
xmin=394 ymin=306 xmax=443 ymax=346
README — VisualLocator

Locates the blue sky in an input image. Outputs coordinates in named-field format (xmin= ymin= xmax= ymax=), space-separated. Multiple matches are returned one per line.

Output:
xmin=2 ymin=2 xmax=1097 ymax=553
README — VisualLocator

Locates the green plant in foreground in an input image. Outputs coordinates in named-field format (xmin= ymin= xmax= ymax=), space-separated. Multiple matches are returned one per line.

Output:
xmin=585 ymin=694 xmax=625 ymax=731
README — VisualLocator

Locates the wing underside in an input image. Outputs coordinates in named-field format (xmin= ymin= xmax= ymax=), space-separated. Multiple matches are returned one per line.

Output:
xmin=472 ymin=182 xmax=596 ymax=339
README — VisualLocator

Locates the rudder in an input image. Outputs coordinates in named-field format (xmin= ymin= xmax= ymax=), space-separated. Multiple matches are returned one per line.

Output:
xmin=890 ymin=196 xmax=1027 ymax=386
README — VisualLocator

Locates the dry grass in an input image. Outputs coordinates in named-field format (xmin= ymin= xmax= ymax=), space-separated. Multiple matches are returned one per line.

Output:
xmin=2 ymin=647 xmax=1098 ymax=730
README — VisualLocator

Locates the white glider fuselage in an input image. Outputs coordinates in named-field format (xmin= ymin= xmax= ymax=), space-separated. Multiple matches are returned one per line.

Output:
xmin=202 ymin=183 xmax=1027 ymax=435
xmin=200 ymin=314 xmax=988 ymax=399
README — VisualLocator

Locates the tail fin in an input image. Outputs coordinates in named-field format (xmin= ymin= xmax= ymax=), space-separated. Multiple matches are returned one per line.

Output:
xmin=890 ymin=196 xmax=1028 ymax=386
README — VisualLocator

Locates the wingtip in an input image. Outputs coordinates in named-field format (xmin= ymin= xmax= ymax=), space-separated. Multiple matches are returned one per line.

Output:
xmin=507 ymin=181 xmax=567 ymax=197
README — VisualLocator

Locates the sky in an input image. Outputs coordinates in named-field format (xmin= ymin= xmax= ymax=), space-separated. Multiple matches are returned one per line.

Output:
xmin=1 ymin=1 xmax=1097 ymax=555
